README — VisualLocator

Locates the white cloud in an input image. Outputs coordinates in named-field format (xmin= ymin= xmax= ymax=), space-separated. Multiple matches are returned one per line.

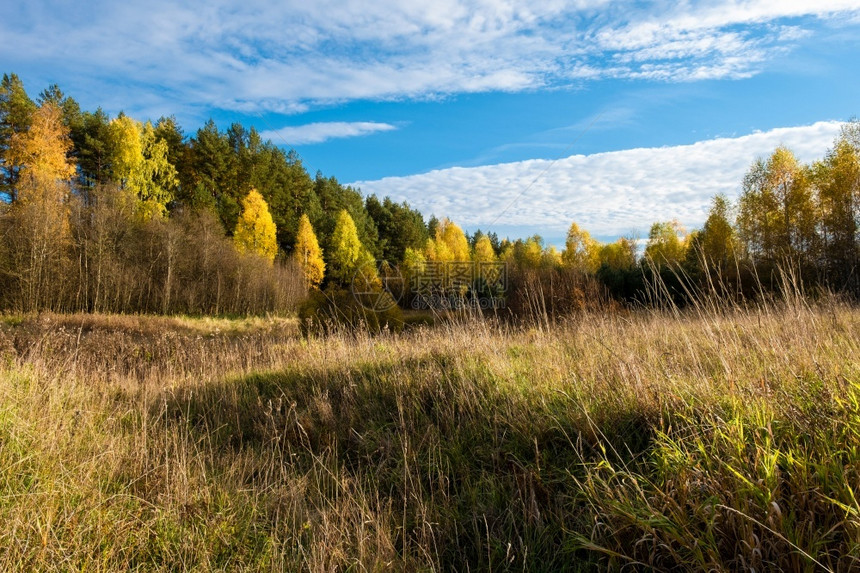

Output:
xmin=259 ymin=121 xmax=397 ymax=145
xmin=350 ymin=122 xmax=844 ymax=239
xmin=2 ymin=1 xmax=858 ymax=116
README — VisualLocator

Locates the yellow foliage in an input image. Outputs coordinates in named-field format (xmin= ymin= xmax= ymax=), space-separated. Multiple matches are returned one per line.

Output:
xmin=329 ymin=209 xmax=363 ymax=280
xmin=402 ymin=247 xmax=426 ymax=276
xmin=293 ymin=214 xmax=325 ymax=287
xmin=521 ymin=237 xmax=543 ymax=268
xmin=425 ymin=218 xmax=470 ymax=262
xmin=327 ymin=209 xmax=380 ymax=288
xmin=738 ymin=146 xmax=815 ymax=262
xmin=107 ymin=116 xmax=177 ymax=221
xmin=700 ymin=195 xmax=736 ymax=268
xmin=644 ymin=220 xmax=687 ymax=269
xmin=599 ymin=238 xmax=637 ymax=270
xmin=542 ymin=245 xmax=563 ymax=268
xmin=5 ymin=103 xmax=75 ymax=270
xmin=562 ymin=222 xmax=601 ymax=273
xmin=108 ymin=115 xmax=143 ymax=184
xmin=6 ymin=102 xmax=76 ymax=183
xmin=138 ymin=121 xmax=178 ymax=220
xmin=234 ymin=189 xmax=278 ymax=263
xmin=473 ymin=235 xmax=497 ymax=263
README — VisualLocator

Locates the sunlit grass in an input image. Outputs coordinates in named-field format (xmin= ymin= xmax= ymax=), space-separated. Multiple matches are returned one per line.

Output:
xmin=0 ymin=302 xmax=858 ymax=570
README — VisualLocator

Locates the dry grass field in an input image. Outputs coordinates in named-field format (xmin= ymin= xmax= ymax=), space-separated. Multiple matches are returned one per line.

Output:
xmin=0 ymin=299 xmax=858 ymax=570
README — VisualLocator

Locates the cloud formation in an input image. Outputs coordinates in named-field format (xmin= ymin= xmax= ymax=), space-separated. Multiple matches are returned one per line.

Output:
xmin=259 ymin=122 xmax=397 ymax=145
xmin=3 ymin=1 xmax=858 ymax=116
xmin=351 ymin=122 xmax=844 ymax=239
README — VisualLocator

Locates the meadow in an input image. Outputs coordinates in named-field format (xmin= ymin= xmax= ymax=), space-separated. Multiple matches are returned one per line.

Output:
xmin=0 ymin=298 xmax=858 ymax=571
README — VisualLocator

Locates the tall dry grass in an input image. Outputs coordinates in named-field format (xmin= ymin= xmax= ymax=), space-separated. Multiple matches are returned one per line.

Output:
xmin=0 ymin=298 xmax=858 ymax=570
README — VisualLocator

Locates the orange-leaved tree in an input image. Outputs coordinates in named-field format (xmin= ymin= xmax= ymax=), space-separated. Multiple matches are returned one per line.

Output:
xmin=3 ymin=101 xmax=76 ymax=310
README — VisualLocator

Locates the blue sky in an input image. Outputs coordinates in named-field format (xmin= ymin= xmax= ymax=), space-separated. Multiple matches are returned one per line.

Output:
xmin=3 ymin=1 xmax=860 ymax=244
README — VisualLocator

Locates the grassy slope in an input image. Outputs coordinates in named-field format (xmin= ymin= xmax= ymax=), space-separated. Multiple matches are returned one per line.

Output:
xmin=0 ymin=303 xmax=858 ymax=571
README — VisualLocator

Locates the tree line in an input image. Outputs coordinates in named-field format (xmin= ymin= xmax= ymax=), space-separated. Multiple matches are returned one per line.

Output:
xmin=1 ymin=71 xmax=858 ymax=318
xmin=383 ymin=123 xmax=860 ymax=315
xmin=0 ymin=73 xmax=430 ymax=314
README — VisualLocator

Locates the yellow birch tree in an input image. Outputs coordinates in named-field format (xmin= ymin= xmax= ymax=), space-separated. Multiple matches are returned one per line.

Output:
xmin=293 ymin=213 xmax=325 ymax=287
xmin=425 ymin=218 xmax=470 ymax=262
xmin=329 ymin=209 xmax=379 ymax=286
xmin=562 ymin=222 xmax=601 ymax=273
xmin=234 ymin=189 xmax=278 ymax=263
xmin=108 ymin=115 xmax=177 ymax=220
xmin=644 ymin=220 xmax=687 ymax=269
xmin=473 ymin=235 xmax=497 ymax=264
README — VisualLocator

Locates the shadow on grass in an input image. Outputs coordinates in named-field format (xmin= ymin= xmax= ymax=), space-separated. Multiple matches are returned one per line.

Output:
xmin=154 ymin=354 xmax=664 ymax=570
xmin=149 ymin=353 xmax=860 ymax=571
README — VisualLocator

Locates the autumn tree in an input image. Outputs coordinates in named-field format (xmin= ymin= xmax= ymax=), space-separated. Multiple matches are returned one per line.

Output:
xmin=328 ymin=208 xmax=378 ymax=286
xmin=697 ymin=194 xmax=737 ymax=271
xmin=473 ymin=234 xmax=497 ymax=264
xmin=234 ymin=189 xmax=278 ymax=263
xmin=737 ymin=147 xmax=817 ymax=267
xmin=139 ymin=121 xmax=179 ymax=218
xmin=464 ymin=233 xmax=498 ymax=294
xmin=2 ymin=102 xmax=76 ymax=310
xmin=152 ymin=116 xmax=189 ymax=204
xmin=591 ymin=236 xmax=641 ymax=301
xmin=562 ymin=222 xmax=601 ymax=273
xmin=425 ymin=218 xmax=470 ymax=262
xmin=293 ymin=213 xmax=325 ymax=287
xmin=6 ymin=103 xmax=76 ymax=184
xmin=108 ymin=114 xmax=142 ymax=185
xmin=643 ymin=220 xmax=687 ymax=269
xmin=225 ymin=124 xmax=320 ymax=253
xmin=519 ymin=236 xmax=546 ymax=269
xmin=264 ymin=150 xmax=319 ymax=253
xmin=314 ymin=174 xmax=378 ymax=254
xmin=107 ymin=115 xmax=178 ymax=220
xmin=599 ymin=237 xmax=637 ymax=270
xmin=542 ymin=246 xmax=563 ymax=269
xmin=402 ymin=247 xmax=426 ymax=276
xmin=812 ymin=128 xmax=860 ymax=289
